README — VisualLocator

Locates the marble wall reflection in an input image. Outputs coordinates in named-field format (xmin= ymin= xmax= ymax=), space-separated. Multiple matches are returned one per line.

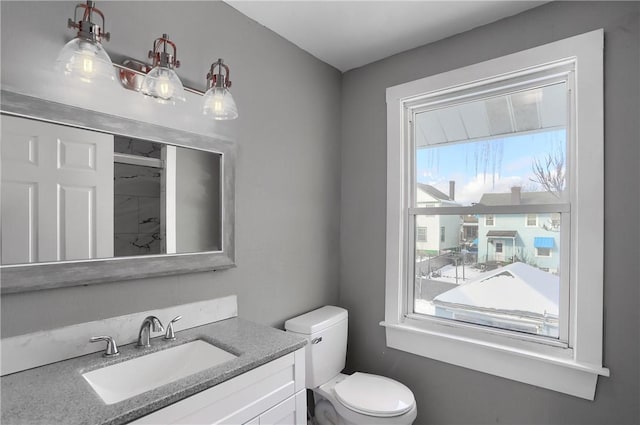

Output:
xmin=114 ymin=138 xmax=163 ymax=257
xmin=115 ymin=137 xmax=162 ymax=158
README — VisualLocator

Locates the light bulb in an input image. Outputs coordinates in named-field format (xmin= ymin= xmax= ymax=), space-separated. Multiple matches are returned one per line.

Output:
xmin=81 ymin=55 xmax=94 ymax=76
xmin=212 ymin=93 xmax=224 ymax=113
xmin=74 ymin=46 xmax=99 ymax=83
xmin=157 ymin=74 xmax=174 ymax=99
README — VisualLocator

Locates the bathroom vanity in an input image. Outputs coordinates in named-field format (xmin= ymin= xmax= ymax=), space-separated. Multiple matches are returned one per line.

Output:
xmin=131 ymin=341 xmax=306 ymax=425
xmin=1 ymin=316 xmax=307 ymax=424
xmin=0 ymin=90 xmax=307 ymax=423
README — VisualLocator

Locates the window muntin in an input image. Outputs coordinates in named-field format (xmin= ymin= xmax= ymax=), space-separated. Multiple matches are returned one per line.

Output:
xmin=410 ymin=81 xmax=568 ymax=341
xmin=416 ymin=227 xmax=427 ymax=242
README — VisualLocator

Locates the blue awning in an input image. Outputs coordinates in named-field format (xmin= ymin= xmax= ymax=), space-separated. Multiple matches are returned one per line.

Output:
xmin=534 ymin=237 xmax=554 ymax=248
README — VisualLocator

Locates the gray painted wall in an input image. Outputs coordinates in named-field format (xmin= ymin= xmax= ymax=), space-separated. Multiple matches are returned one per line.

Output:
xmin=1 ymin=1 xmax=341 ymax=336
xmin=2 ymin=1 xmax=638 ymax=424
xmin=176 ymin=147 xmax=221 ymax=252
xmin=340 ymin=2 xmax=639 ymax=424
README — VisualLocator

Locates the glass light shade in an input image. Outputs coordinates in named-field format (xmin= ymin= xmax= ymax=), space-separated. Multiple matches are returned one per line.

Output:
xmin=202 ymin=87 xmax=238 ymax=120
xmin=140 ymin=66 xmax=185 ymax=104
xmin=55 ymin=38 xmax=115 ymax=84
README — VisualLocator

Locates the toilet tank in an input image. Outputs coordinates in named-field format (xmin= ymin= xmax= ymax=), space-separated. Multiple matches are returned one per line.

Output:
xmin=285 ymin=306 xmax=348 ymax=389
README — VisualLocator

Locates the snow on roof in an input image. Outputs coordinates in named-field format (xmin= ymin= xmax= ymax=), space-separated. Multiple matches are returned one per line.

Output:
xmin=433 ymin=262 xmax=559 ymax=318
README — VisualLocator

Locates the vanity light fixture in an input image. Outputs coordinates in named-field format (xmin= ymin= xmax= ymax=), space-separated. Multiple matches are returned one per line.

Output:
xmin=202 ymin=59 xmax=238 ymax=120
xmin=55 ymin=0 xmax=115 ymax=84
xmin=140 ymin=34 xmax=186 ymax=104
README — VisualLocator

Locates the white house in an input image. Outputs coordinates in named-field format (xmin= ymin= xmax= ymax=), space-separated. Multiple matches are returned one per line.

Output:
xmin=415 ymin=183 xmax=461 ymax=255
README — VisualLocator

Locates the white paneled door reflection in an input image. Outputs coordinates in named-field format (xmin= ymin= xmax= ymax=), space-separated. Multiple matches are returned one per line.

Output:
xmin=1 ymin=115 xmax=114 ymax=264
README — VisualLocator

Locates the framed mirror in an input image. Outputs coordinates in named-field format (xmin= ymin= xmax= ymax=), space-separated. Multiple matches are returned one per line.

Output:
xmin=0 ymin=90 xmax=235 ymax=294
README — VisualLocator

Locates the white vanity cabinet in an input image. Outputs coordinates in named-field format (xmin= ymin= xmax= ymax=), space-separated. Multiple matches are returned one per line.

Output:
xmin=130 ymin=348 xmax=306 ymax=425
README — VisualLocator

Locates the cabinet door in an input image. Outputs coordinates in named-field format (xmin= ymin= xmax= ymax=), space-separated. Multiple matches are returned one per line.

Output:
xmin=131 ymin=350 xmax=304 ymax=425
xmin=259 ymin=390 xmax=306 ymax=425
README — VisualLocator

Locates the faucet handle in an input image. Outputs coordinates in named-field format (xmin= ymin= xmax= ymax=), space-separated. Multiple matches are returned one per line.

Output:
xmin=164 ymin=315 xmax=182 ymax=340
xmin=90 ymin=335 xmax=120 ymax=357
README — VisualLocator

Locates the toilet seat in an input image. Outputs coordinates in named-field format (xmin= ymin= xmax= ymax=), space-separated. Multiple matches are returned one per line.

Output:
xmin=334 ymin=372 xmax=415 ymax=417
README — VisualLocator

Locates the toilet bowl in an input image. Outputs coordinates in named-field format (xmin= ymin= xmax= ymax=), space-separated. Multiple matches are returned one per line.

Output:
xmin=285 ymin=306 xmax=417 ymax=425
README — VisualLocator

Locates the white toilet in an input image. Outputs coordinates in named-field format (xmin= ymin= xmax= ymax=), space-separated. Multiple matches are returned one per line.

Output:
xmin=285 ymin=306 xmax=417 ymax=425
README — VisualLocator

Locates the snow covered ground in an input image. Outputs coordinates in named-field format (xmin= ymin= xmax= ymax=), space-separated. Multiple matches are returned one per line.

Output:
xmin=427 ymin=263 xmax=486 ymax=285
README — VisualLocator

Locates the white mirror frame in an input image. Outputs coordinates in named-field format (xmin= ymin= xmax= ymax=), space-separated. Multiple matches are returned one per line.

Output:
xmin=0 ymin=90 xmax=236 ymax=294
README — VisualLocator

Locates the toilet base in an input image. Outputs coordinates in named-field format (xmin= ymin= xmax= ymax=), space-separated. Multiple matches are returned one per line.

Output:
xmin=313 ymin=399 xmax=341 ymax=425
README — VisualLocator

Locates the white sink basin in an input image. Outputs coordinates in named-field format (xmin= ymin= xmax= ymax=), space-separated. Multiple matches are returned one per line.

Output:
xmin=82 ymin=340 xmax=237 ymax=404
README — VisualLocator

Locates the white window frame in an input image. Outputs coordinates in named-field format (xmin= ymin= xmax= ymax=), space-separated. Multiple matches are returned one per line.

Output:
xmin=536 ymin=247 xmax=552 ymax=257
xmin=383 ymin=30 xmax=608 ymax=400
xmin=485 ymin=214 xmax=495 ymax=226
xmin=525 ymin=213 xmax=538 ymax=227
xmin=416 ymin=227 xmax=427 ymax=242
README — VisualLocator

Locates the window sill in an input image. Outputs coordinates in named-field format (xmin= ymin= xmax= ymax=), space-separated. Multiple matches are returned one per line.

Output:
xmin=380 ymin=321 xmax=609 ymax=400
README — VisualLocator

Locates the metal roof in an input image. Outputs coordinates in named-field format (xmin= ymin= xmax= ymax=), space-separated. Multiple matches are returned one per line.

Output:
xmin=486 ymin=230 xmax=518 ymax=238
xmin=415 ymin=83 xmax=566 ymax=147
xmin=478 ymin=191 xmax=560 ymax=206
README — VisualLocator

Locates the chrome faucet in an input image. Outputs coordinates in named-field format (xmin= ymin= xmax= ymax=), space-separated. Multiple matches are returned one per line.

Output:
xmin=164 ymin=315 xmax=182 ymax=341
xmin=90 ymin=335 xmax=120 ymax=357
xmin=137 ymin=316 xmax=164 ymax=348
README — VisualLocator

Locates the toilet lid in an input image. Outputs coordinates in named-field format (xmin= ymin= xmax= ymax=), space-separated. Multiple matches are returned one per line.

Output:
xmin=334 ymin=372 xmax=415 ymax=417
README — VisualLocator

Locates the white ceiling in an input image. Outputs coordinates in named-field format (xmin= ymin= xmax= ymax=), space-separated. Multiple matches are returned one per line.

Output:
xmin=225 ymin=1 xmax=548 ymax=72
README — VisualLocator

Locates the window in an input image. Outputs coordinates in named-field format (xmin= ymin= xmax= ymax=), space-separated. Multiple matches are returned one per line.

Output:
xmin=536 ymin=247 xmax=551 ymax=257
xmin=416 ymin=227 xmax=427 ymax=242
xmin=413 ymin=77 xmax=568 ymax=338
xmin=526 ymin=214 xmax=538 ymax=227
xmin=384 ymin=30 xmax=607 ymax=400
xmin=550 ymin=212 xmax=561 ymax=230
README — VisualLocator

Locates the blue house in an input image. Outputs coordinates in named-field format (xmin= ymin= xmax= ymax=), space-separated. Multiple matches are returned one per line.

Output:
xmin=477 ymin=188 xmax=561 ymax=273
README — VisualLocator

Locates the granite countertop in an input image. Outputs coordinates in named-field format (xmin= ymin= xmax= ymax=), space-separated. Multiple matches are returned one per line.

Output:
xmin=1 ymin=318 xmax=307 ymax=425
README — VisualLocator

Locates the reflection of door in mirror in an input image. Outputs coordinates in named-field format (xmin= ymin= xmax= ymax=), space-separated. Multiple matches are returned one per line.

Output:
xmin=1 ymin=115 xmax=114 ymax=265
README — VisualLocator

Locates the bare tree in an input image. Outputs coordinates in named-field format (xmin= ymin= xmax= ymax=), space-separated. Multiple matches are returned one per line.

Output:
xmin=530 ymin=150 xmax=565 ymax=197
